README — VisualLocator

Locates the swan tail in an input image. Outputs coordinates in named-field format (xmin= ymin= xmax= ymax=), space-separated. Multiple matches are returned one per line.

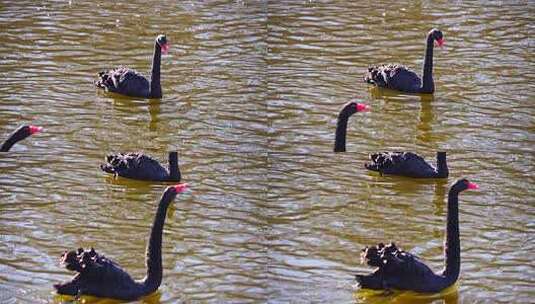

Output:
xmin=100 ymin=163 xmax=116 ymax=174
xmin=54 ymin=278 xmax=81 ymax=296
xmin=365 ymin=152 xmax=390 ymax=172
xmin=365 ymin=152 xmax=409 ymax=174
xmin=364 ymin=66 xmax=386 ymax=87
xmin=95 ymin=70 xmax=115 ymax=91
xmin=100 ymin=153 xmax=128 ymax=175
xmin=356 ymin=271 xmax=384 ymax=289
xmin=364 ymin=162 xmax=380 ymax=172
xmin=95 ymin=67 xmax=131 ymax=91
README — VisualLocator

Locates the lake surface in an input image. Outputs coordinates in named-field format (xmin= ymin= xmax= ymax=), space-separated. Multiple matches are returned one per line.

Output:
xmin=0 ymin=0 xmax=533 ymax=303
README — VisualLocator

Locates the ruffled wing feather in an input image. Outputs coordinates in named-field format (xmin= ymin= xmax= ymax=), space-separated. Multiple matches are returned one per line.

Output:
xmin=365 ymin=64 xmax=421 ymax=93
xmin=95 ymin=67 xmax=150 ymax=97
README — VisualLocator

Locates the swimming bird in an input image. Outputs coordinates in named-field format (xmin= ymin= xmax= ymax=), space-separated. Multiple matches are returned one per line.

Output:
xmin=100 ymin=151 xmax=181 ymax=182
xmin=1 ymin=125 xmax=43 ymax=152
xmin=365 ymin=29 xmax=444 ymax=94
xmin=95 ymin=34 xmax=169 ymax=98
xmin=54 ymin=184 xmax=188 ymax=300
xmin=355 ymin=179 xmax=478 ymax=293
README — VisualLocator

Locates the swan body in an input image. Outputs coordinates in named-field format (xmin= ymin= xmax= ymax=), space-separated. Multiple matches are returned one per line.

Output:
xmin=97 ymin=67 xmax=151 ymax=97
xmin=365 ymin=29 xmax=444 ymax=94
xmin=95 ymin=34 xmax=169 ymax=98
xmin=54 ymin=184 xmax=188 ymax=300
xmin=100 ymin=151 xmax=181 ymax=182
xmin=365 ymin=151 xmax=448 ymax=178
xmin=54 ymin=248 xmax=144 ymax=299
xmin=1 ymin=125 xmax=43 ymax=152
xmin=365 ymin=64 xmax=422 ymax=93
xmin=355 ymin=179 xmax=479 ymax=293
xmin=356 ymin=243 xmax=443 ymax=292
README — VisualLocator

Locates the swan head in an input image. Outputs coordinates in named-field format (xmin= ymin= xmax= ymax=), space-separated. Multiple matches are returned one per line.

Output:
xmin=156 ymin=34 xmax=169 ymax=54
xmin=28 ymin=125 xmax=43 ymax=134
xmin=452 ymin=178 xmax=479 ymax=193
xmin=8 ymin=125 xmax=43 ymax=143
xmin=169 ymin=183 xmax=188 ymax=194
xmin=340 ymin=101 xmax=369 ymax=118
xmin=429 ymin=28 xmax=444 ymax=47
xmin=159 ymin=183 xmax=188 ymax=206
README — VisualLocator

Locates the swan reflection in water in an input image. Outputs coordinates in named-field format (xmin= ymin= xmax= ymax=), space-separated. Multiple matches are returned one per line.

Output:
xmin=54 ymin=290 xmax=162 ymax=304
xmin=367 ymin=85 xmax=443 ymax=146
xmin=354 ymin=282 xmax=459 ymax=304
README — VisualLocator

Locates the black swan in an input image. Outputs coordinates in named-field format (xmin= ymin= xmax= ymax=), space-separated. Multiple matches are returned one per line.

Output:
xmin=100 ymin=151 xmax=181 ymax=182
xmin=365 ymin=29 xmax=444 ymax=94
xmin=356 ymin=178 xmax=478 ymax=293
xmin=334 ymin=102 xmax=448 ymax=178
xmin=1 ymin=125 xmax=43 ymax=152
xmin=95 ymin=34 xmax=169 ymax=98
xmin=54 ymin=183 xmax=188 ymax=300
xmin=365 ymin=151 xmax=448 ymax=178
xmin=333 ymin=101 xmax=369 ymax=152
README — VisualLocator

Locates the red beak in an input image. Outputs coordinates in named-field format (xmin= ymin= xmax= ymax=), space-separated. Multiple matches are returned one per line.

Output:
xmin=467 ymin=182 xmax=479 ymax=190
xmin=161 ymin=43 xmax=170 ymax=55
xmin=356 ymin=103 xmax=369 ymax=112
xmin=173 ymin=183 xmax=188 ymax=193
xmin=436 ymin=38 xmax=444 ymax=47
xmin=29 ymin=125 xmax=43 ymax=134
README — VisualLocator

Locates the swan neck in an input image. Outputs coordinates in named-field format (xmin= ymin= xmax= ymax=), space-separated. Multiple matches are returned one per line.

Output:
xmin=140 ymin=193 xmax=172 ymax=292
xmin=421 ymin=34 xmax=435 ymax=93
xmin=442 ymin=188 xmax=461 ymax=285
xmin=150 ymin=42 xmax=162 ymax=98
xmin=0 ymin=138 xmax=17 ymax=152
xmin=168 ymin=153 xmax=181 ymax=181
xmin=1 ymin=130 xmax=27 ymax=152
xmin=436 ymin=153 xmax=449 ymax=177
xmin=334 ymin=113 xmax=349 ymax=152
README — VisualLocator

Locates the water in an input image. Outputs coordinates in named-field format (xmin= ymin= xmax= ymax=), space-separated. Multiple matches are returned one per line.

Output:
xmin=0 ymin=0 xmax=533 ymax=303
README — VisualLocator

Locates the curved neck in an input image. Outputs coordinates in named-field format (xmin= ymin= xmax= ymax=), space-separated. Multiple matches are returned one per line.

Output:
xmin=421 ymin=34 xmax=435 ymax=93
xmin=1 ymin=138 xmax=17 ymax=152
xmin=441 ymin=188 xmax=461 ymax=285
xmin=334 ymin=113 xmax=349 ymax=152
xmin=1 ymin=132 xmax=26 ymax=152
xmin=168 ymin=153 xmax=181 ymax=181
xmin=436 ymin=153 xmax=448 ymax=178
xmin=139 ymin=194 xmax=172 ymax=292
xmin=149 ymin=42 xmax=162 ymax=98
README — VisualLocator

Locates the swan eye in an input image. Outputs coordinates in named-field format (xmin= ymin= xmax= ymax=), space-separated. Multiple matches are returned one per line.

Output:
xmin=157 ymin=35 xmax=167 ymax=45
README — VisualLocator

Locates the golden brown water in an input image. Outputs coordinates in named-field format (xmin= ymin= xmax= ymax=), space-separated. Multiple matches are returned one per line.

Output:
xmin=0 ymin=1 xmax=533 ymax=303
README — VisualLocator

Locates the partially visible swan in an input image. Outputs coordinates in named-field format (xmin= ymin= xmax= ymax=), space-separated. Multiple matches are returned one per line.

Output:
xmin=1 ymin=125 xmax=43 ymax=152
